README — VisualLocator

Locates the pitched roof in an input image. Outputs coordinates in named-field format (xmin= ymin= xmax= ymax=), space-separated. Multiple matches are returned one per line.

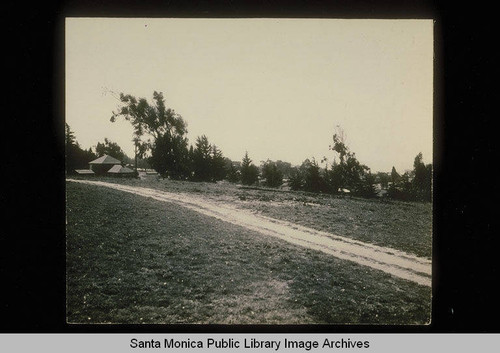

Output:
xmin=89 ymin=154 xmax=122 ymax=165
xmin=107 ymin=165 xmax=135 ymax=174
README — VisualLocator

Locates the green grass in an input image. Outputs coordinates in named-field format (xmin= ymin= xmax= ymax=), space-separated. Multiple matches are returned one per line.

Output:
xmin=66 ymin=181 xmax=431 ymax=324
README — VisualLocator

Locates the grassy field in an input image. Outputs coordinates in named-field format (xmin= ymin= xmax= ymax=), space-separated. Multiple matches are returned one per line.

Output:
xmin=66 ymin=178 xmax=432 ymax=324
xmin=82 ymin=175 xmax=432 ymax=258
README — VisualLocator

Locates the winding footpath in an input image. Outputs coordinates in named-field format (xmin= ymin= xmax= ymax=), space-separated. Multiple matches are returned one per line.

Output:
xmin=67 ymin=179 xmax=432 ymax=287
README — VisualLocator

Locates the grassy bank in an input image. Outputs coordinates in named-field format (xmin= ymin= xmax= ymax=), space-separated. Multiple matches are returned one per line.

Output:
xmin=66 ymin=181 xmax=431 ymax=324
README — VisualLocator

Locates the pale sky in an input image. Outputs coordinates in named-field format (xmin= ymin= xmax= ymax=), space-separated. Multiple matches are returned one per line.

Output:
xmin=66 ymin=18 xmax=433 ymax=173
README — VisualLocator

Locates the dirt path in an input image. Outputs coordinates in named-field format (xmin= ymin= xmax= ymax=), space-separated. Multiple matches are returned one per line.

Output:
xmin=67 ymin=179 xmax=431 ymax=287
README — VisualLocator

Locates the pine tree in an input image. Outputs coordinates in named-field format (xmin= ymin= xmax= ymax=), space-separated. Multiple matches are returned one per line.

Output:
xmin=192 ymin=135 xmax=212 ymax=181
xmin=241 ymin=152 xmax=259 ymax=185
xmin=210 ymin=145 xmax=227 ymax=181
xmin=261 ymin=160 xmax=283 ymax=188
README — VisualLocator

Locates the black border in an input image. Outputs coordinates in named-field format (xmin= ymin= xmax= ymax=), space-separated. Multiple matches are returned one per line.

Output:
xmin=4 ymin=0 xmax=498 ymax=333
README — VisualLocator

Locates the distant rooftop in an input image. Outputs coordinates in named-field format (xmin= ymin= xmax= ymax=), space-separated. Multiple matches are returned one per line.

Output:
xmin=89 ymin=154 xmax=121 ymax=165
xmin=108 ymin=165 xmax=134 ymax=174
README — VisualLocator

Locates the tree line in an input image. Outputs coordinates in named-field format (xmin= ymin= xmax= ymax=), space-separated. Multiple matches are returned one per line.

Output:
xmin=281 ymin=127 xmax=433 ymax=202
xmin=66 ymin=91 xmax=431 ymax=202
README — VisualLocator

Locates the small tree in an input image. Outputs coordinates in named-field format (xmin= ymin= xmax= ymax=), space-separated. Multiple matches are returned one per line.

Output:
xmin=261 ymin=160 xmax=283 ymax=188
xmin=240 ymin=152 xmax=259 ymax=185
xmin=390 ymin=166 xmax=400 ymax=184
xmin=375 ymin=172 xmax=391 ymax=189
xmin=288 ymin=166 xmax=304 ymax=191
xmin=192 ymin=135 xmax=212 ymax=181
xmin=225 ymin=159 xmax=240 ymax=183
xmin=344 ymin=154 xmax=369 ymax=195
xmin=358 ymin=172 xmax=378 ymax=198
xmin=412 ymin=152 xmax=432 ymax=202
xmin=400 ymin=172 xmax=414 ymax=201
xmin=186 ymin=145 xmax=195 ymax=178
xmin=274 ymin=160 xmax=293 ymax=179
xmin=210 ymin=145 xmax=227 ymax=182
xmin=65 ymin=123 xmax=78 ymax=174
xmin=302 ymin=158 xmax=328 ymax=193
xmin=65 ymin=123 xmax=97 ymax=174
xmin=324 ymin=162 xmax=342 ymax=194
xmin=388 ymin=166 xmax=400 ymax=199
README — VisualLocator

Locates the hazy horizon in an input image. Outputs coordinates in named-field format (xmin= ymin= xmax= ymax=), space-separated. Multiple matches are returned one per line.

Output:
xmin=66 ymin=18 xmax=433 ymax=173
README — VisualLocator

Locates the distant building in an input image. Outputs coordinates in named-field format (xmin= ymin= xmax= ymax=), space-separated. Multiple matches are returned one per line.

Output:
xmin=73 ymin=154 xmax=138 ymax=177
xmin=88 ymin=154 xmax=122 ymax=175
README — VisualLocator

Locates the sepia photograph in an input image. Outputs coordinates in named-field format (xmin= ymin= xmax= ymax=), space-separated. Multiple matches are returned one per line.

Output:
xmin=65 ymin=18 xmax=433 ymax=325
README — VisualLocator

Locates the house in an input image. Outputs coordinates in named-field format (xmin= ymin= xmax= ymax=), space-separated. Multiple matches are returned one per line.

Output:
xmin=88 ymin=154 xmax=122 ymax=175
